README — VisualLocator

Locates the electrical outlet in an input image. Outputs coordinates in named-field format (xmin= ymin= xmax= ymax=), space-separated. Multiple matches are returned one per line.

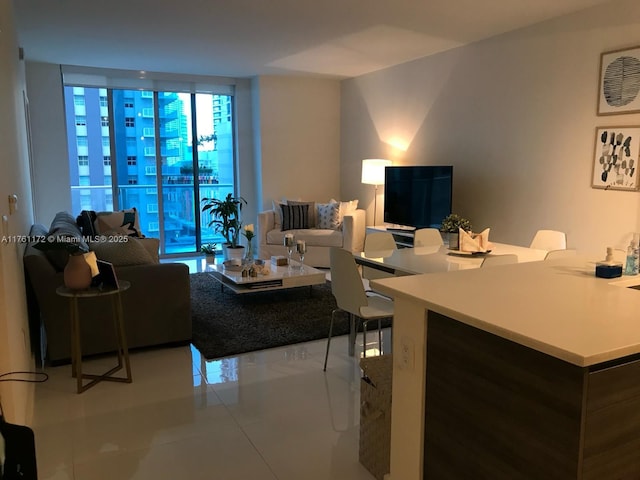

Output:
xmin=399 ymin=336 xmax=414 ymax=371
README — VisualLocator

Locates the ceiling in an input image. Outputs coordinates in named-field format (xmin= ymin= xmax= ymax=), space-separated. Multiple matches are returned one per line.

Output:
xmin=13 ymin=0 xmax=615 ymax=79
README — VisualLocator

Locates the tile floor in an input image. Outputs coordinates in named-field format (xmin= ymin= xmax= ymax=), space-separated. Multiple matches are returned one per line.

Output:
xmin=32 ymin=258 xmax=391 ymax=480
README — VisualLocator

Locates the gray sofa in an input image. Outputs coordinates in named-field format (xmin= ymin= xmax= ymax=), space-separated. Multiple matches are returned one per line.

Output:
xmin=23 ymin=212 xmax=191 ymax=365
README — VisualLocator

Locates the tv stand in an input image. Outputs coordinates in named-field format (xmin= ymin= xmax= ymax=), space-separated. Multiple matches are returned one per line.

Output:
xmin=387 ymin=227 xmax=416 ymax=233
xmin=367 ymin=225 xmax=416 ymax=248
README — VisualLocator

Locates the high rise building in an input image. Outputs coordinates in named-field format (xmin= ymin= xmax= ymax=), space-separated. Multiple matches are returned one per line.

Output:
xmin=64 ymin=86 xmax=234 ymax=254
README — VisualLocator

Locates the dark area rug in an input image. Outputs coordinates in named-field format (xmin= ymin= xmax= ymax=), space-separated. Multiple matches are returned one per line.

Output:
xmin=190 ymin=272 xmax=355 ymax=359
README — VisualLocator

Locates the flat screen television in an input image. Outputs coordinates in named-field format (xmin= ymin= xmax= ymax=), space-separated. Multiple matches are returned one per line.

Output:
xmin=383 ymin=165 xmax=453 ymax=230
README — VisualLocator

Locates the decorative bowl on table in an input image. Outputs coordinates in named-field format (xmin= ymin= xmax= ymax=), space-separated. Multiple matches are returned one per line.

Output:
xmin=223 ymin=259 xmax=243 ymax=272
xmin=447 ymin=248 xmax=492 ymax=256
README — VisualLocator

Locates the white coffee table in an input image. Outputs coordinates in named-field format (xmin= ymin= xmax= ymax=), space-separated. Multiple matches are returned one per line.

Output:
xmin=207 ymin=260 xmax=326 ymax=294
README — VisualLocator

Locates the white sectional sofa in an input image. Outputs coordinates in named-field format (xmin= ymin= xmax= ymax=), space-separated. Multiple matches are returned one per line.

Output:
xmin=258 ymin=201 xmax=366 ymax=268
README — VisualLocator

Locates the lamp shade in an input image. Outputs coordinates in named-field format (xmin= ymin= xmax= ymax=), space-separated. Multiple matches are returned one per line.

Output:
xmin=361 ymin=159 xmax=392 ymax=185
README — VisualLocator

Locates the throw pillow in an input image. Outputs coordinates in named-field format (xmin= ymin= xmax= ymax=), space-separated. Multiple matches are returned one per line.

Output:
xmin=330 ymin=198 xmax=359 ymax=225
xmin=272 ymin=200 xmax=287 ymax=228
xmin=281 ymin=204 xmax=310 ymax=231
xmin=42 ymin=211 xmax=90 ymax=271
xmin=89 ymin=236 xmax=155 ymax=266
xmin=94 ymin=207 xmax=144 ymax=237
xmin=316 ymin=202 xmax=340 ymax=230
xmin=287 ymin=200 xmax=317 ymax=228
xmin=137 ymin=238 xmax=160 ymax=264
xmin=76 ymin=210 xmax=97 ymax=238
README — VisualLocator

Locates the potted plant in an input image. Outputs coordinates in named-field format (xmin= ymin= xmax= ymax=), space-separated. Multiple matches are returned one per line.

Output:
xmin=200 ymin=242 xmax=217 ymax=263
xmin=440 ymin=214 xmax=472 ymax=250
xmin=201 ymin=193 xmax=247 ymax=260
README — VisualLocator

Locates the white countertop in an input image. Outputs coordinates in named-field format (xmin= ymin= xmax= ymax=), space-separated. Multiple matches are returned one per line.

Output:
xmin=371 ymin=256 xmax=640 ymax=367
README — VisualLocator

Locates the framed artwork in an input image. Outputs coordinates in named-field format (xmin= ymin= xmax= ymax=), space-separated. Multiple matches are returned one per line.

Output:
xmin=598 ymin=46 xmax=640 ymax=115
xmin=592 ymin=126 xmax=640 ymax=190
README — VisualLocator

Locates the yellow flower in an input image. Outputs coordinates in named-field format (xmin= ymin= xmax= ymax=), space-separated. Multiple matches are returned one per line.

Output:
xmin=243 ymin=223 xmax=255 ymax=242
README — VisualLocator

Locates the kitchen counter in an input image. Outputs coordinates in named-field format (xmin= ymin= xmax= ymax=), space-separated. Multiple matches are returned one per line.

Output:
xmin=372 ymin=255 xmax=640 ymax=366
xmin=371 ymin=256 xmax=640 ymax=480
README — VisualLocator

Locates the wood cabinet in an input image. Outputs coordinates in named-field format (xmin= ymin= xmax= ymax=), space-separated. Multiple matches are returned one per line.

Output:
xmin=423 ymin=311 xmax=640 ymax=479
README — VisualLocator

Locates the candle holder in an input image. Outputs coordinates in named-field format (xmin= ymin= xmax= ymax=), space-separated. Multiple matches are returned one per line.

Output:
xmin=296 ymin=240 xmax=307 ymax=272
xmin=284 ymin=234 xmax=295 ymax=269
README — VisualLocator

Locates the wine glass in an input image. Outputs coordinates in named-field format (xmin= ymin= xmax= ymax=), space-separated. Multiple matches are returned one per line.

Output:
xmin=284 ymin=234 xmax=295 ymax=268
xmin=296 ymin=240 xmax=307 ymax=271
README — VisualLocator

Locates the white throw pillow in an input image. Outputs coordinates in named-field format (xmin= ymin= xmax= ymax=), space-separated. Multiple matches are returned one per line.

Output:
xmin=272 ymin=200 xmax=287 ymax=228
xmin=317 ymin=202 xmax=340 ymax=230
xmin=94 ymin=207 xmax=144 ymax=237
xmin=330 ymin=199 xmax=359 ymax=225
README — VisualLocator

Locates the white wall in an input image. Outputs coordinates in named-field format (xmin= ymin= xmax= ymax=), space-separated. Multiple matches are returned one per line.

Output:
xmin=254 ymin=75 xmax=342 ymax=210
xmin=0 ymin=1 xmax=36 ymax=424
xmin=341 ymin=0 xmax=640 ymax=254
xmin=23 ymin=67 xmax=341 ymax=234
xmin=25 ymin=62 xmax=70 ymax=224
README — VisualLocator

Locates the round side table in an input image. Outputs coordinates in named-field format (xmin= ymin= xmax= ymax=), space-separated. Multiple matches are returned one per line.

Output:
xmin=56 ymin=281 xmax=133 ymax=393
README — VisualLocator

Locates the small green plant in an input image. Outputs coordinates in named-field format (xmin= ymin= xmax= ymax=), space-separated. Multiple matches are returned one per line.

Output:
xmin=440 ymin=214 xmax=472 ymax=233
xmin=200 ymin=243 xmax=217 ymax=255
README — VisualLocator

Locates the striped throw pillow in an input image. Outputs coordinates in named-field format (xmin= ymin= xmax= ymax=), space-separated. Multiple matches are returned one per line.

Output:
xmin=280 ymin=204 xmax=310 ymax=231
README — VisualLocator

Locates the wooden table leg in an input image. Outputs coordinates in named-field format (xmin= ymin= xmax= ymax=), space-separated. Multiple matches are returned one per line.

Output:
xmin=71 ymin=297 xmax=83 ymax=394
xmin=113 ymin=292 xmax=132 ymax=383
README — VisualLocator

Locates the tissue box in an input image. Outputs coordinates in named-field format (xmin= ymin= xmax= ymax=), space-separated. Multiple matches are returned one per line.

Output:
xmin=271 ymin=255 xmax=288 ymax=266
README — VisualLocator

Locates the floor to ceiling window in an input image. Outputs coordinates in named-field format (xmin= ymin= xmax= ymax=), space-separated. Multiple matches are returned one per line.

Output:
xmin=64 ymin=84 xmax=236 ymax=256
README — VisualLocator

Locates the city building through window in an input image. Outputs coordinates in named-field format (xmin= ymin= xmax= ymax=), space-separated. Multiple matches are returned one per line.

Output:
xmin=64 ymin=85 xmax=236 ymax=255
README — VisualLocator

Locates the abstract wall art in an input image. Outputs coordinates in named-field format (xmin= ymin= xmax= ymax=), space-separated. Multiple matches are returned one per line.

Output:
xmin=598 ymin=46 xmax=640 ymax=115
xmin=592 ymin=126 xmax=640 ymax=191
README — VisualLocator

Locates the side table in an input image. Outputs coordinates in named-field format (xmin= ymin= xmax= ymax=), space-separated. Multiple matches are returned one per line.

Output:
xmin=56 ymin=281 xmax=133 ymax=393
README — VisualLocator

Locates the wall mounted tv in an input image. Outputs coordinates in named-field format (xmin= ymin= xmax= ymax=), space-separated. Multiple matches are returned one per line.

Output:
xmin=383 ymin=165 xmax=453 ymax=230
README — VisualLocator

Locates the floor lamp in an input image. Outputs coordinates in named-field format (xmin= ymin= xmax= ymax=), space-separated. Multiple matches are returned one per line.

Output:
xmin=361 ymin=159 xmax=392 ymax=226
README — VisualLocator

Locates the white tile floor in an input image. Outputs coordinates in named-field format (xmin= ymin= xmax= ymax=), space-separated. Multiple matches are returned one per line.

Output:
xmin=32 ymin=265 xmax=391 ymax=479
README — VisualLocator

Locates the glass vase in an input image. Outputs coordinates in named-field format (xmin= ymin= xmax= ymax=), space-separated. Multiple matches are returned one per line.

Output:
xmin=448 ymin=232 xmax=459 ymax=250
xmin=245 ymin=240 xmax=254 ymax=261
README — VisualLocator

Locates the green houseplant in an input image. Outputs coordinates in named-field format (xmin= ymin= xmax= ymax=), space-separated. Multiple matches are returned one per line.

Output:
xmin=200 ymin=243 xmax=217 ymax=255
xmin=200 ymin=242 xmax=218 ymax=263
xmin=440 ymin=214 xmax=472 ymax=250
xmin=440 ymin=214 xmax=472 ymax=233
xmin=201 ymin=193 xmax=247 ymax=257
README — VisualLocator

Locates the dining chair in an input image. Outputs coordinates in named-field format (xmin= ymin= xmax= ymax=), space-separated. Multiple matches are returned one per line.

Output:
xmin=529 ymin=229 xmax=567 ymax=251
xmin=324 ymin=247 xmax=394 ymax=371
xmin=481 ymin=254 xmax=518 ymax=267
xmin=413 ymin=228 xmax=444 ymax=247
xmin=544 ymin=249 xmax=577 ymax=260
xmin=362 ymin=231 xmax=397 ymax=281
